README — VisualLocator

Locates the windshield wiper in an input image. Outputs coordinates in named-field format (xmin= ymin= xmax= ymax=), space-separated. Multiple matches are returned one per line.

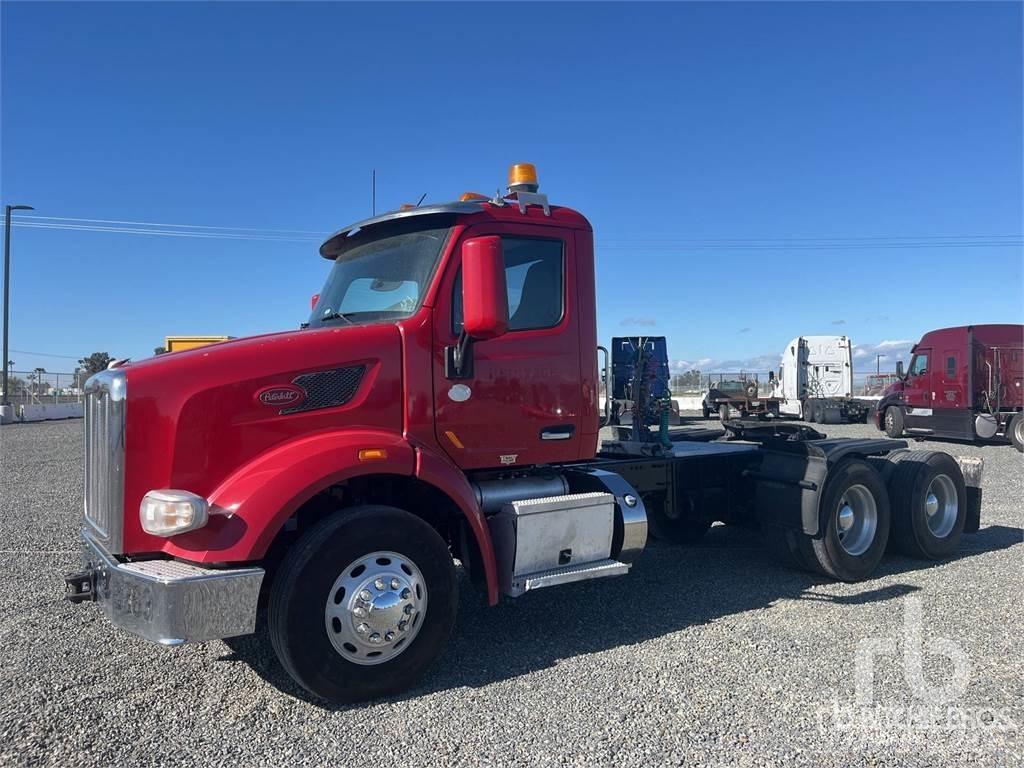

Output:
xmin=319 ymin=311 xmax=355 ymax=326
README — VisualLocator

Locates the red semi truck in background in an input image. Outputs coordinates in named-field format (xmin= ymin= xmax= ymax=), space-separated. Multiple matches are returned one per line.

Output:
xmin=873 ymin=324 xmax=1024 ymax=452
xmin=65 ymin=165 xmax=985 ymax=704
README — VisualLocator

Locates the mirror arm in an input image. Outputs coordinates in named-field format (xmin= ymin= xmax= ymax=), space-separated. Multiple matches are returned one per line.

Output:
xmin=445 ymin=330 xmax=475 ymax=380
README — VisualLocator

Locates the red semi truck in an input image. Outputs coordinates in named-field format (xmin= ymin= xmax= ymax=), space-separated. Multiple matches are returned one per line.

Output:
xmin=873 ymin=324 xmax=1024 ymax=451
xmin=65 ymin=165 xmax=985 ymax=703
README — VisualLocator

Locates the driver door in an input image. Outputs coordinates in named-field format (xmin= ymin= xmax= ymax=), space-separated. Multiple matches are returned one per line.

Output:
xmin=903 ymin=348 xmax=932 ymax=427
xmin=431 ymin=223 xmax=583 ymax=470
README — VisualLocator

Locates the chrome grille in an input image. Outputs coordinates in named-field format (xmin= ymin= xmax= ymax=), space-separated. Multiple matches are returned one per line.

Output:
xmin=84 ymin=370 xmax=127 ymax=553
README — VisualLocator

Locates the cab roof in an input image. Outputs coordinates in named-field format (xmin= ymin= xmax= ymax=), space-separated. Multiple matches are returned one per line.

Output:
xmin=319 ymin=197 xmax=591 ymax=259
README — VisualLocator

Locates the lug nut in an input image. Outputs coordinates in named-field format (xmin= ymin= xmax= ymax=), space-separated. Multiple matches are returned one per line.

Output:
xmin=369 ymin=633 xmax=382 ymax=644
xmin=385 ymin=631 xmax=395 ymax=642
xmin=404 ymin=605 xmax=415 ymax=615
xmin=398 ymin=620 xmax=408 ymax=631
xmin=356 ymin=623 xmax=370 ymax=634
xmin=374 ymin=578 xmax=386 ymax=591
xmin=390 ymin=578 xmax=401 ymax=590
xmin=400 ymin=588 xmax=411 ymax=599
xmin=359 ymin=590 xmax=372 ymax=602
xmin=353 ymin=606 xmax=367 ymax=618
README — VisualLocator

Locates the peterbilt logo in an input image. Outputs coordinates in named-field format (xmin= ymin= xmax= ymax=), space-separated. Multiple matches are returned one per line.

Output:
xmin=255 ymin=385 xmax=305 ymax=408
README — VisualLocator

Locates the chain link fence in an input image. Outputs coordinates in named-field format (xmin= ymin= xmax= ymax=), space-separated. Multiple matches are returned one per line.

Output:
xmin=2 ymin=371 xmax=87 ymax=407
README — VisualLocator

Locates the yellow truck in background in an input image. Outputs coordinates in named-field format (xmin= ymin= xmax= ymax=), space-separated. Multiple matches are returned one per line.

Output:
xmin=163 ymin=336 xmax=232 ymax=353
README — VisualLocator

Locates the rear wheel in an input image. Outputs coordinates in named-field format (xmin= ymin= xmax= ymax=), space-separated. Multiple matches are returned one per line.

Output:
xmin=813 ymin=402 xmax=826 ymax=423
xmin=269 ymin=505 xmax=457 ymax=704
xmin=799 ymin=459 xmax=890 ymax=582
xmin=887 ymin=451 xmax=967 ymax=559
xmin=702 ymin=403 xmax=711 ymax=419
xmin=804 ymin=400 xmax=816 ymax=422
xmin=1009 ymin=413 xmax=1024 ymax=453
xmin=884 ymin=406 xmax=904 ymax=438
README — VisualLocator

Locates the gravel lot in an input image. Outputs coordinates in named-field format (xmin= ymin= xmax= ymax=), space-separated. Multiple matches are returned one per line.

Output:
xmin=1 ymin=417 xmax=1021 ymax=767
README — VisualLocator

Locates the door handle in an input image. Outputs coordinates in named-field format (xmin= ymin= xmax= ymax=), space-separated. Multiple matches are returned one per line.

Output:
xmin=540 ymin=424 xmax=575 ymax=441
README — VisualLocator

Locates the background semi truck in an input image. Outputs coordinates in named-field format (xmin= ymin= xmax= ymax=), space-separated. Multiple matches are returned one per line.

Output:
xmin=65 ymin=165 xmax=985 ymax=704
xmin=774 ymin=335 xmax=873 ymax=424
xmin=874 ymin=324 xmax=1024 ymax=451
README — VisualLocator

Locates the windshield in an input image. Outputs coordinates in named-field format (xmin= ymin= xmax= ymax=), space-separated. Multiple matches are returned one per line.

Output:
xmin=308 ymin=223 xmax=451 ymax=328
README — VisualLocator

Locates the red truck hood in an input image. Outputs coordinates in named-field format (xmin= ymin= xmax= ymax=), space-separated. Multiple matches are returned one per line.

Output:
xmin=119 ymin=324 xmax=405 ymax=553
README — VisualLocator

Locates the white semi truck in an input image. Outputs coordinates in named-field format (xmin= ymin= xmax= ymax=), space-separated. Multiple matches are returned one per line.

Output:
xmin=773 ymin=335 xmax=873 ymax=424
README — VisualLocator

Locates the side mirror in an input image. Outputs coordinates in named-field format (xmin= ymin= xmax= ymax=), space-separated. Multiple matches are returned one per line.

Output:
xmin=896 ymin=360 xmax=905 ymax=378
xmin=461 ymin=236 xmax=508 ymax=340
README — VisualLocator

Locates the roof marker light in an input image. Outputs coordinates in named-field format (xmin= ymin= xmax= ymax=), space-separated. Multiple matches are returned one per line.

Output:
xmin=459 ymin=192 xmax=489 ymax=202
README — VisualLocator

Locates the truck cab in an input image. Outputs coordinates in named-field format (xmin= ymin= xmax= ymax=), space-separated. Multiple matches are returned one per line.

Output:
xmin=875 ymin=324 xmax=1024 ymax=450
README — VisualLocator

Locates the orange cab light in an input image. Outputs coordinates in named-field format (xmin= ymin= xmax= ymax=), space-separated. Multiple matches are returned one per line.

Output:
xmin=459 ymin=192 xmax=489 ymax=202
xmin=508 ymin=162 xmax=538 ymax=189
xmin=399 ymin=203 xmax=416 ymax=211
xmin=358 ymin=448 xmax=388 ymax=462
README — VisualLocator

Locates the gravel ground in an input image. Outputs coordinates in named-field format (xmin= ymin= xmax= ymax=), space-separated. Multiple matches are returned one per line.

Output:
xmin=1 ymin=417 xmax=1021 ymax=767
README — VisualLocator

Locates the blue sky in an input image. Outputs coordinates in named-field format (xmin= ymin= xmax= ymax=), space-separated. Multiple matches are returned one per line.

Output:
xmin=2 ymin=2 xmax=1021 ymax=378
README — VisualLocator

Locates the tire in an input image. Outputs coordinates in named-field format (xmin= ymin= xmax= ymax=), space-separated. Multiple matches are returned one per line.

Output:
xmin=797 ymin=459 xmax=891 ymax=582
xmin=804 ymin=400 xmax=816 ymax=423
xmin=744 ymin=381 xmax=758 ymax=399
xmin=268 ymin=505 xmax=457 ymax=704
xmin=884 ymin=406 xmax=904 ymax=438
xmin=1009 ymin=413 xmax=1024 ymax=453
xmin=719 ymin=404 xmax=730 ymax=422
xmin=702 ymin=404 xmax=711 ymax=419
xmin=645 ymin=492 xmax=712 ymax=545
xmin=813 ymin=402 xmax=826 ymax=424
xmin=887 ymin=451 xmax=967 ymax=559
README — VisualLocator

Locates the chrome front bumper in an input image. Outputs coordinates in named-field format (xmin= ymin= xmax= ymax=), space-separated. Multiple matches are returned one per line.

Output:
xmin=68 ymin=529 xmax=264 ymax=645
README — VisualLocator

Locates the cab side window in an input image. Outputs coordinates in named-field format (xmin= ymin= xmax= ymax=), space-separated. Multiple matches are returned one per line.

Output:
xmin=910 ymin=353 xmax=929 ymax=376
xmin=453 ymin=237 xmax=564 ymax=333
xmin=946 ymin=356 xmax=956 ymax=378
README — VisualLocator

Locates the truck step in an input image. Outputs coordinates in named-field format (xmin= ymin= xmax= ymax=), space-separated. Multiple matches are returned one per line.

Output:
xmin=508 ymin=558 xmax=629 ymax=597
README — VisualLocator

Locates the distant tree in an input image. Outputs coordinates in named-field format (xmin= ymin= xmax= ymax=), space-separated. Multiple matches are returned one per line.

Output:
xmin=3 ymin=374 xmax=26 ymax=396
xmin=78 ymin=352 xmax=114 ymax=375
xmin=153 ymin=346 xmax=166 ymax=356
xmin=672 ymin=369 xmax=703 ymax=392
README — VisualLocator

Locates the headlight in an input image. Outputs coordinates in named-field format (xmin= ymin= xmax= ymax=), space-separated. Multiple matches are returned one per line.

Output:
xmin=140 ymin=490 xmax=209 ymax=536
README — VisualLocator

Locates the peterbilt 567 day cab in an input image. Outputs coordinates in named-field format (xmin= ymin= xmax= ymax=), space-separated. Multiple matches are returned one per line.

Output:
xmin=873 ymin=324 xmax=1024 ymax=451
xmin=65 ymin=165 xmax=985 ymax=704
xmin=775 ymin=335 xmax=873 ymax=424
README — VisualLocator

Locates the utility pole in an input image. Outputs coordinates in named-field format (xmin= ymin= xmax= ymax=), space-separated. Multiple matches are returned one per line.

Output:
xmin=3 ymin=203 xmax=34 ymax=411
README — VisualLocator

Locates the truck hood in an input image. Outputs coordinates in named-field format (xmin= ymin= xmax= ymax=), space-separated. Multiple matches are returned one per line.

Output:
xmin=119 ymin=323 xmax=405 ymax=552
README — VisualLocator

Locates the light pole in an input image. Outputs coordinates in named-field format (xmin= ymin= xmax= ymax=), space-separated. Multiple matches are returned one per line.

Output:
xmin=2 ymin=204 xmax=33 ymax=408
xmin=876 ymin=354 xmax=886 ymax=375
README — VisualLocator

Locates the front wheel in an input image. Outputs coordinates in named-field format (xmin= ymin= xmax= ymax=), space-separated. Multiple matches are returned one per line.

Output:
xmin=269 ymin=505 xmax=457 ymax=704
xmin=884 ymin=406 xmax=904 ymax=438
xmin=719 ymin=404 xmax=730 ymax=422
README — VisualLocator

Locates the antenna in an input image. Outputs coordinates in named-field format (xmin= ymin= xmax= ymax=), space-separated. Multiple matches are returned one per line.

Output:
xmin=372 ymin=169 xmax=376 ymax=216
xmin=415 ymin=193 xmax=426 ymax=207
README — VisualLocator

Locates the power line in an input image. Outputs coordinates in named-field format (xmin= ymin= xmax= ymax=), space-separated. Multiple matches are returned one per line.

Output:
xmin=12 ymin=221 xmax=321 ymax=243
xmin=9 ymin=349 xmax=81 ymax=360
xmin=13 ymin=214 xmax=328 ymax=236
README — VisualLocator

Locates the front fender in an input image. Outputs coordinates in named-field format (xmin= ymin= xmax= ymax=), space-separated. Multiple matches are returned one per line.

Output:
xmin=162 ymin=430 xmax=415 ymax=561
xmin=414 ymin=444 xmax=499 ymax=605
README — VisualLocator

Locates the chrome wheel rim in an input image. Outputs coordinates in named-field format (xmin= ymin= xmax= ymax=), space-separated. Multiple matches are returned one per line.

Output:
xmin=886 ymin=410 xmax=895 ymax=430
xmin=835 ymin=484 xmax=878 ymax=556
xmin=1015 ymin=418 xmax=1024 ymax=445
xmin=924 ymin=474 xmax=958 ymax=538
xmin=324 ymin=550 xmax=427 ymax=666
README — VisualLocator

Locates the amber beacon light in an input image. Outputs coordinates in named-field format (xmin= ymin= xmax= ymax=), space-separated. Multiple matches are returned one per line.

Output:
xmin=507 ymin=162 xmax=539 ymax=193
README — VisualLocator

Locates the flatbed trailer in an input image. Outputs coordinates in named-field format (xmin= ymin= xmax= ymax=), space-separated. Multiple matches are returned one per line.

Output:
xmin=65 ymin=163 xmax=986 ymax=705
